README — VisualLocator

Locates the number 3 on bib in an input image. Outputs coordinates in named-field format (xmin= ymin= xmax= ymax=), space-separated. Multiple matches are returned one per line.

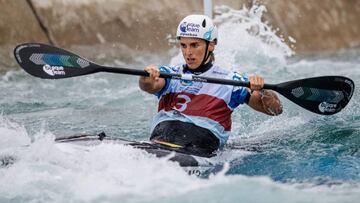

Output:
xmin=174 ymin=94 xmax=191 ymax=112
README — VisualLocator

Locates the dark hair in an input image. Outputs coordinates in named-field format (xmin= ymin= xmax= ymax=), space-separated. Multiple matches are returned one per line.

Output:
xmin=210 ymin=52 xmax=215 ymax=62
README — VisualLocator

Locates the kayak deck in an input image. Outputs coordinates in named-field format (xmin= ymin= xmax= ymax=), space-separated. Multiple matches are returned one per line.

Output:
xmin=55 ymin=132 xmax=215 ymax=168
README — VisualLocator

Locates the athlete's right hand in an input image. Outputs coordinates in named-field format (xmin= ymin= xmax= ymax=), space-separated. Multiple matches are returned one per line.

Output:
xmin=139 ymin=65 xmax=165 ymax=93
xmin=142 ymin=65 xmax=160 ymax=82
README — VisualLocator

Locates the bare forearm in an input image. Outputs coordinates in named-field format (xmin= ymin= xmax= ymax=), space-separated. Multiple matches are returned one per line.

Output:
xmin=248 ymin=90 xmax=283 ymax=116
xmin=260 ymin=90 xmax=283 ymax=115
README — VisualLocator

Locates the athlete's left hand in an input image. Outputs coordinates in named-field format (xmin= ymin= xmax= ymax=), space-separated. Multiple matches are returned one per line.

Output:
xmin=249 ymin=75 xmax=264 ymax=91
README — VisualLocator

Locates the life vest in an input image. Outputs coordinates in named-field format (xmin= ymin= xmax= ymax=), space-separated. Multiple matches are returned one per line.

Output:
xmin=152 ymin=64 xmax=249 ymax=147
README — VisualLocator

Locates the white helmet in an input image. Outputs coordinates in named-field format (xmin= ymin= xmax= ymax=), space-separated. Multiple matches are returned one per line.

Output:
xmin=176 ymin=14 xmax=218 ymax=42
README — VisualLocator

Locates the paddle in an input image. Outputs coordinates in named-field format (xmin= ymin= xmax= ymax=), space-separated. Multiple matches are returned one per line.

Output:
xmin=14 ymin=43 xmax=354 ymax=115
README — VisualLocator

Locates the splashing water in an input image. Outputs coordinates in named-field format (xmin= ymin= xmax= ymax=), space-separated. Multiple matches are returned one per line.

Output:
xmin=1 ymin=5 xmax=360 ymax=203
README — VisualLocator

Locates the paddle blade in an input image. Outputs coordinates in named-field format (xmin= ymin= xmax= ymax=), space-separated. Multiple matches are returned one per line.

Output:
xmin=275 ymin=76 xmax=355 ymax=115
xmin=14 ymin=43 xmax=99 ymax=79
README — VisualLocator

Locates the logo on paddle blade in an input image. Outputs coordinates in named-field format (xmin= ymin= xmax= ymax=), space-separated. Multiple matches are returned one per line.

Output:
xmin=318 ymin=102 xmax=337 ymax=113
xmin=43 ymin=64 xmax=66 ymax=76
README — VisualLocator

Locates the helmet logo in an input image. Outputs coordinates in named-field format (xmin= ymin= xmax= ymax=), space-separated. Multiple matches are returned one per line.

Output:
xmin=203 ymin=27 xmax=213 ymax=41
xmin=179 ymin=22 xmax=200 ymax=34
xmin=180 ymin=22 xmax=187 ymax=32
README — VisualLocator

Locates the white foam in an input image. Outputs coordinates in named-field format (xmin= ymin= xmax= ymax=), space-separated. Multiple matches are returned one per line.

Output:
xmin=0 ymin=118 xmax=359 ymax=202
xmin=0 ymin=117 xmax=30 ymax=148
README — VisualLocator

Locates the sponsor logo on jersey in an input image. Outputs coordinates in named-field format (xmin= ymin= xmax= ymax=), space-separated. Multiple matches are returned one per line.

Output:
xmin=179 ymin=81 xmax=203 ymax=94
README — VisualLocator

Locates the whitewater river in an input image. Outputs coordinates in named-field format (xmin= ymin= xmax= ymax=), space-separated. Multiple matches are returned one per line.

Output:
xmin=1 ymin=6 xmax=359 ymax=203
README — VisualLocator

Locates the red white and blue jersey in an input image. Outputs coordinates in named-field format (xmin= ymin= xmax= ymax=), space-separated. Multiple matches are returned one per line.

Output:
xmin=152 ymin=64 xmax=249 ymax=147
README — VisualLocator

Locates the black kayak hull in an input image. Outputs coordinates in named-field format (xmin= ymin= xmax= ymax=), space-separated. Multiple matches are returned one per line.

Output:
xmin=55 ymin=132 xmax=221 ymax=175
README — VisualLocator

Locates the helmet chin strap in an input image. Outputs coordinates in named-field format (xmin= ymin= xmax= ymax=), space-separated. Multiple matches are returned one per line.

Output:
xmin=196 ymin=41 xmax=211 ymax=69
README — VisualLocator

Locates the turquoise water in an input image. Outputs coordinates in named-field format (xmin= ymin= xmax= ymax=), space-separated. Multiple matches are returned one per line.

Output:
xmin=1 ymin=5 xmax=360 ymax=203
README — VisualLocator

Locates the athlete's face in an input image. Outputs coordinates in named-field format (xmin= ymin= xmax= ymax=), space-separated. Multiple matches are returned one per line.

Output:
xmin=179 ymin=38 xmax=214 ymax=70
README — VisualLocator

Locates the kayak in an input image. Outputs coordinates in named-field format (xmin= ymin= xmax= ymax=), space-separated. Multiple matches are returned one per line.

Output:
xmin=55 ymin=132 xmax=225 ymax=177
xmin=1 ymin=132 xmax=260 ymax=177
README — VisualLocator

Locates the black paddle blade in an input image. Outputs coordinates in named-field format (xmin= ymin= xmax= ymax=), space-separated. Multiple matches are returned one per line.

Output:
xmin=14 ymin=43 xmax=99 ymax=79
xmin=275 ymin=76 xmax=355 ymax=115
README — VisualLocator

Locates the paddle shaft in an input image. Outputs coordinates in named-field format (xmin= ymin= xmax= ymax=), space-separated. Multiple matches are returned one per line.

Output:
xmin=98 ymin=66 xmax=277 ymax=90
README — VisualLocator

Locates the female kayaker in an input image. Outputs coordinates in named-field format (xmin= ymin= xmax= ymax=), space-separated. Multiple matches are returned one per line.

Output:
xmin=139 ymin=14 xmax=282 ymax=156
